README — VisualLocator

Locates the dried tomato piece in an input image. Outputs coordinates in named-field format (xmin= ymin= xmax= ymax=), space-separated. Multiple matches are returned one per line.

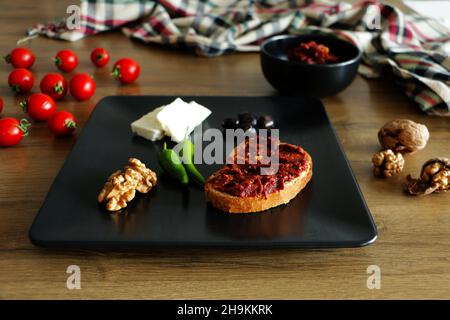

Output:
xmin=288 ymin=41 xmax=339 ymax=64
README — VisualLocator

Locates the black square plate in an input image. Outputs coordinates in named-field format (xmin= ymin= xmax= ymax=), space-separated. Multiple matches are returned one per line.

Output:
xmin=29 ymin=96 xmax=377 ymax=248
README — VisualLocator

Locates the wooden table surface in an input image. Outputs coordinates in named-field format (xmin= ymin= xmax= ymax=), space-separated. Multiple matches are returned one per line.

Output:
xmin=0 ymin=0 xmax=449 ymax=300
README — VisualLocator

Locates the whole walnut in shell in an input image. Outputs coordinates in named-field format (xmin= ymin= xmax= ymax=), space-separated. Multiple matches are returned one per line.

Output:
xmin=378 ymin=119 xmax=429 ymax=153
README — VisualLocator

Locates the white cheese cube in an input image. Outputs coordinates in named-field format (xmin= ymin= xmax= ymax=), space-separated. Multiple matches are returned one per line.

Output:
xmin=156 ymin=98 xmax=211 ymax=143
xmin=130 ymin=106 xmax=165 ymax=141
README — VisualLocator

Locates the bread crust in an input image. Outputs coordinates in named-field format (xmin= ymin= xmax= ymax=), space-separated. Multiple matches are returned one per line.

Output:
xmin=205 ymin=148 xmax=313 ymax=213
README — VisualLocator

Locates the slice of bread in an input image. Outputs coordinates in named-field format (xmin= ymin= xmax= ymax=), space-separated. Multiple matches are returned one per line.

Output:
xmin=205 ymin=145 xmax=313 ymax=213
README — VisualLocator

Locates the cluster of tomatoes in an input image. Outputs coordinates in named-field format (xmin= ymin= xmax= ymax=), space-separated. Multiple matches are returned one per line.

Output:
xmin=0 ymin=47 xmax=140 ymax=147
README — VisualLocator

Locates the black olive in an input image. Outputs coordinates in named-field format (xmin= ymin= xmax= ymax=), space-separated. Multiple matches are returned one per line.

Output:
xmin=257 ymin=115 xmax=275 ymax=129
xmin=237 ymin=122 xmax=257 ymax=136
xmin=238 ymin=121 xmax=253 ymax=132
xmin=222 ymin=117 xmax=238 ymax=129
xmin=245 ymin=126 xmax=257 ymax=135
xmin=238 ymin=113 xmax=257 ymax=127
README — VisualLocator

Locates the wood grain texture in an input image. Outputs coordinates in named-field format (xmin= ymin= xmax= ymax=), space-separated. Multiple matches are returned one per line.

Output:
xmin=0 ymin=0 xmax=448 ymax=300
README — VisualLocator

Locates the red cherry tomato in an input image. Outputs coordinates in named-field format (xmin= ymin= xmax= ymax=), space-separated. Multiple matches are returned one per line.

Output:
xmin=40 ymin=73 xmax=68 ymax=100
xmin=4 ymin=47 xmax=35 ymax=69
xmin=20 ymin=93 xmax=56 ymax=122
xmin=90 ymin=48 xmax=110 ymax=68
xmin=0 ymin=117 xmax=31 ymax=147
xmin=112 ymin=58 xmax=140 ymax=84
xmin=8 ymin=68 xmax=34 ymax=94
xmin=48 ymin=110 xmax=77 ymax=137
xmin=69 ymin=73 xmax=96 ymax=101
xmin=54 ymin=50 xmax=78 ymax=73
xmin=0 ymin=96 xmax=3 ymax=114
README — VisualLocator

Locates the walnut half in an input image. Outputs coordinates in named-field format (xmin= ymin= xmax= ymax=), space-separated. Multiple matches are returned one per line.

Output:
xmin=98 ymin=158 xmax=157 ymax=212
xmin=406 ymin=157 xmax=450 ymax=196
xmin=372 ymin=149 xmax=405 ymax=177
xmin=378 ymin=119 xmax=429 ymax=153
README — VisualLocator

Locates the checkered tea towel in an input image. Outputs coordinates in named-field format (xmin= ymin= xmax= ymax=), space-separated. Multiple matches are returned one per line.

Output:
xmin=27 ymin=0 xmax=450 ymax=116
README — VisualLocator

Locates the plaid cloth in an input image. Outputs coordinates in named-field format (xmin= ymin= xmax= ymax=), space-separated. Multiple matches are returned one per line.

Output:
xmin=27 ymin=0 xmax=450 ymax=116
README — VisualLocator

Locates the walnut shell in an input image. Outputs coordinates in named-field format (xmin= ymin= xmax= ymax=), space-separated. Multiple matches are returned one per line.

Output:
xmin=406 ymin=157 xmax=450 ymax=196
xmin=378 ymin=119 xmax=429 ymax=153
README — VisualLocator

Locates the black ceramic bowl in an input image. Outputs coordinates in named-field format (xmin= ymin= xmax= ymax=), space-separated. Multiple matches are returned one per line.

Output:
xmin=260 ymin=34 xmax=361 ymax=97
